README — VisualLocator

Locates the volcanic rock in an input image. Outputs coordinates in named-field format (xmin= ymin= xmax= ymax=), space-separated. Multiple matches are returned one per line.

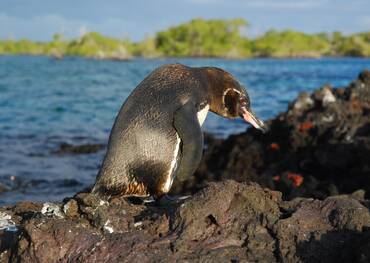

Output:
xmin=1 ymin=181 xmax=370 ymax=262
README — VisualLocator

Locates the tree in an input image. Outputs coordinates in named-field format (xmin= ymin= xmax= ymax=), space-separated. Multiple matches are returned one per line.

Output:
xmin=155 ymin=18 xmax=251 ymax=57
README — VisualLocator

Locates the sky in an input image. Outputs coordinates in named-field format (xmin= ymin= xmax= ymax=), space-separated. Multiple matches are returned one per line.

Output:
xmin=0 ymin=0 xmax=369 ymax=41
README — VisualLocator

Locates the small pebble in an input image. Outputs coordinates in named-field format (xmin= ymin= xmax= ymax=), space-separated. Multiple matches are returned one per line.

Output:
xmin=41 ymin=202 xmax=64 ymax=218
xmin=103 ymin=220 xmax=114 ymax=233
xmin=0 ymin=212 xmax=18 ymax=232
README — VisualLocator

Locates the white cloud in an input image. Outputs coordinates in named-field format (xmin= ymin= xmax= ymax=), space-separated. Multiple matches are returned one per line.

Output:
xmin=358 ymin=16 xmax=370 ymax=27
xmin=0 ymin=13 xmax=134 ymax=41
xmin=79 ymin=25 xmax=89 ymax=36
xmin=0 ymin=13 xmax=86 ymax=40
xmin=353 ymin=16 xmax=370 ymax=33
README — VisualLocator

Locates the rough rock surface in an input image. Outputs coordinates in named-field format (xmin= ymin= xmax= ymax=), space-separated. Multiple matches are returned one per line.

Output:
xmin=1 ymin=181 xmax=370 ymax=262
xmin=172 ymin=70 xmax=370 ymax=200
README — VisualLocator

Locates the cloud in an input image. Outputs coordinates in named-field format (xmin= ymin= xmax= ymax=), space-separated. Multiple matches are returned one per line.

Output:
xmin=0 ymin=13 xmax=135 ymax=40
xmin=354 ymin=16 xmax=370 ymax=33
xmin=0 ymin=13 xmax=86 ymax=40
xmin=79 ymin=25 xmax=89 ymax=37
xmin=358 ymin=16 xmax=370 ymax=27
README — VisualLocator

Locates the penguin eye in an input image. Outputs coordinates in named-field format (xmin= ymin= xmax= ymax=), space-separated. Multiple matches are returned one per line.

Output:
xmin=224 ymin=90 xmax=239 ymax=115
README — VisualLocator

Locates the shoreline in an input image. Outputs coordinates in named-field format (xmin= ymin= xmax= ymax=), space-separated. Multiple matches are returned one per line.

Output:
xmin=1 ymin=54 xmax=370 ymax=61
xmin=2 ymin=19 xmax=369 ymax=60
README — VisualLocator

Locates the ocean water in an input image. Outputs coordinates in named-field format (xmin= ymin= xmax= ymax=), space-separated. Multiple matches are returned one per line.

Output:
xmin=1 ymin=56 xmax=370 ymax=205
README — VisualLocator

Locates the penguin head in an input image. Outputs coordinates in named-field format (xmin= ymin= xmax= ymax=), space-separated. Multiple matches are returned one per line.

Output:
xmin=203 ymin=67 xmax=267 ymax=133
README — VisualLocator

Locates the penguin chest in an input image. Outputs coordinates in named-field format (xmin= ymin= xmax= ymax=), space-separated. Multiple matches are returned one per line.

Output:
xmin=197 ymin=105 xmax=209 ymax=126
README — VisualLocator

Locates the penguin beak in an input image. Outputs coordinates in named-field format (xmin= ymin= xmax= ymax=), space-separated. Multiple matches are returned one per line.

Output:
xmin=240 ymin=107 xmax=267 ymax=133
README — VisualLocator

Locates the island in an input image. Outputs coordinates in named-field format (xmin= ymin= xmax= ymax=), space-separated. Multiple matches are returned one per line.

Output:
xmin=0 ymin=19 xmax=369 ymax=60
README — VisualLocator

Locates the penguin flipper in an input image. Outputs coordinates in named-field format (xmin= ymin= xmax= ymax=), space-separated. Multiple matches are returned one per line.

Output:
xmin=173 ymin=102 xmax=203 ymax=182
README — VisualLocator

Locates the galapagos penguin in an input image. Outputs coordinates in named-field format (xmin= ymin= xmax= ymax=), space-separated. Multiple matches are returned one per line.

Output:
xmin=92 ymin=64 xmax=266 ymax=201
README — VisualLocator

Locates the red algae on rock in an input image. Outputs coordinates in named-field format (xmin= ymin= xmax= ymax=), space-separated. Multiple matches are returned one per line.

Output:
xmin=298 ymin=121 xmax=314 ymax=132
xmin=286 ymin=172 xmax=304 ymax=188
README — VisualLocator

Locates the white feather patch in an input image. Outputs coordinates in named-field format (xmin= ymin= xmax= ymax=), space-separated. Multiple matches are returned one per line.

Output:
xmin=163 ymin=133 xmax=181 ymax=193
xmin=197 ymin=105 xmax=209 ymax=126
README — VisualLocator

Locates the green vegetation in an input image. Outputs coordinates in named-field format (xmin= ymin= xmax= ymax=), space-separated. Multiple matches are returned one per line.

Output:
xmin=155 ymin=18 xmax=251 ymax=58
xmin=329 ymin=31 xmax=370 ymax=57
xmin=65 ymin=32 xmax=133 ymax=59
xmin=0 ymin=18 xmax=369 ymax=59
xmin=252 ymin=30 xmax=331 ymax=58
xmin=0 ymin=32 xmax=133 ymax=60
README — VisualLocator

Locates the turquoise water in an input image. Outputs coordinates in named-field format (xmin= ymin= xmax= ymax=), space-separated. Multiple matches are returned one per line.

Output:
xmin=1 ymin=56 xmax=370 ymax=204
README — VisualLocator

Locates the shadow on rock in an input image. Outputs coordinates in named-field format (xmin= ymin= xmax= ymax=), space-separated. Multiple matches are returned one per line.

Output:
xmin=296 ymin=229 xmax=370 ymax=263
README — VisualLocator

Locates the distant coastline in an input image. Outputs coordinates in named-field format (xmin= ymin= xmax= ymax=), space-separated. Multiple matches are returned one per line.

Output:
xmin=1 ymin=19 xmax=369 ymax=60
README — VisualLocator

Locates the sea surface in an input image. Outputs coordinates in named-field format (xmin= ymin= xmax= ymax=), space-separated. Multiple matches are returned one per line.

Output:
xmin=1 ymin=56 xmax=370 ymax=205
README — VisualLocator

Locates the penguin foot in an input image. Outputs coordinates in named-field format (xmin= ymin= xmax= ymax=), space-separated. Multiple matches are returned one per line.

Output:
xmin=155 ymin=195 xmax=191 ymax=206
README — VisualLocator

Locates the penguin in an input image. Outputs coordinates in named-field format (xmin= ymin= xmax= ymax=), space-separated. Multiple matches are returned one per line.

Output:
xmin=92 ymin=63 xmax=266 ymax=201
